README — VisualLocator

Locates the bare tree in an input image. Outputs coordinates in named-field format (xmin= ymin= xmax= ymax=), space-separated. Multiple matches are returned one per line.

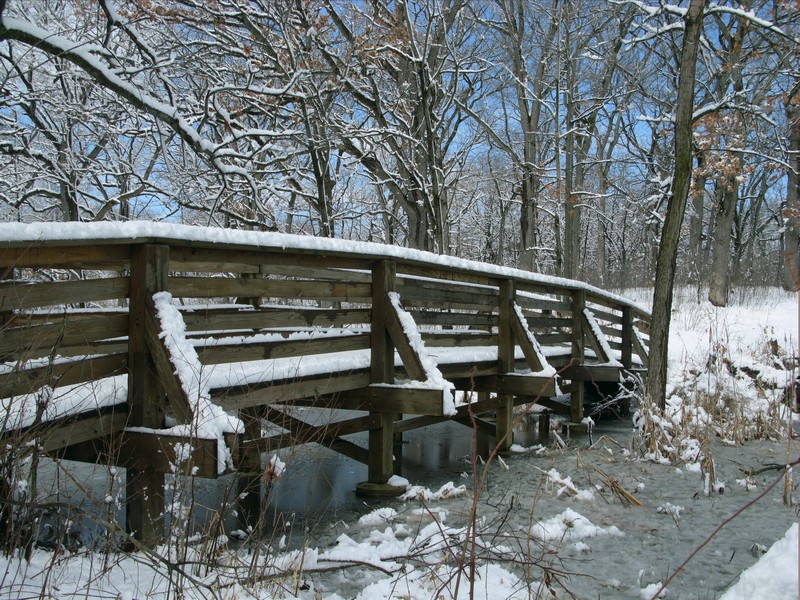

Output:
xmin=646 ymin=0 xmax=706 ymax=409
xmin=313 ymin=0 xmax=481 ymax=252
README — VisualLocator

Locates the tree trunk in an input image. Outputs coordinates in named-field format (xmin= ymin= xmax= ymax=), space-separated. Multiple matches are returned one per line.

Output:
xmin=597 ymin=195 xmax=607 ymax=285
xmin=646 ymin=0 xmax=706 ymax=410
xmin=708 ymin=174 xmax=738 ymax=306
xmin=688 ymin=150 xmax=706 ymax=283
xmin=783 ymin=82 xmax=800 ymax=290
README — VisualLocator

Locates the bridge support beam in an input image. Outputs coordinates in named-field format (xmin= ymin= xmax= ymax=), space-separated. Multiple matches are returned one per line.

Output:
xmin=367 ymin=412 xmax=395 ymax=484
xmin=358 ymin=260 xmax=402 ymax=495
xmin=236 ymin=406 xmax=264 ymax=534
xmin=570 ymin=289 xmax=586 ymax=424
xmin=126 ymin=243 xmax=169 ymax=546
xmin=495 ymin=280 xmax=515 ymax=452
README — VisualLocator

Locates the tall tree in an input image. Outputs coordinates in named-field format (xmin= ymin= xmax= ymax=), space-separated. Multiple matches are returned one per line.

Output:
xmin=646 ymin=0 xmax=706 ymax=409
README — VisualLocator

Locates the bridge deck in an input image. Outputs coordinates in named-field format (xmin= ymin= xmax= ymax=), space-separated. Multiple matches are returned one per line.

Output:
xmin=0 ymin=222 xmax=650 ymax=544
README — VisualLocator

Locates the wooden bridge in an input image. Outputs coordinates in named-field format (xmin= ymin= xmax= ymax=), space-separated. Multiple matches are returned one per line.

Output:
xmin=0 ymin=223 xmax=650 ymax=544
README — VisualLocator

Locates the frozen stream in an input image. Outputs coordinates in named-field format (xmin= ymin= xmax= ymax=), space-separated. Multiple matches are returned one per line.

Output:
xmin=265 ymin=417 xmax=798 ymax=599
xmin=32 ymin=414 xmax=798 ymax=599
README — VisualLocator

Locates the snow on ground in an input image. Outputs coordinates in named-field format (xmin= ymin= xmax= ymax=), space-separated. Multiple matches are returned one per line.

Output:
xmin=719 ymin=523 xmax=798 ymax=600
xmin=1 ymin=286 xmax=798 ymax=599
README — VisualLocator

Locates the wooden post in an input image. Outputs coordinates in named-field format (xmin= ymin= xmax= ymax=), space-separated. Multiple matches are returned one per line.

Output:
xmin=621 ymin=306 xmax=633 ymax=370
xmin=538 ymin=411 xmax=551 ymax=437
xmin=370 ymin=260 xmax=396 ymax=386
xmin=236 ymin=406 xmax=264 ymax=533
xmin=0 ymin=266 xmax=12 ymax=362
xmin=365 ymin=260 xmax=396 ymax=486
xmin=126 ymin=244 xmax=169 ymax=545
xmin=496 ymin=279 xmax=515 ymax=452
xmin=570 ymin=289 xmax=586 ymax=423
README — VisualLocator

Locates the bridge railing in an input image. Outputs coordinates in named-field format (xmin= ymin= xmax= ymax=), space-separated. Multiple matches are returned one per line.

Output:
xmin=0 ymin=229 xmax=652 ymax=440
xmin=0 ymin=225 xmax=650 ymax=542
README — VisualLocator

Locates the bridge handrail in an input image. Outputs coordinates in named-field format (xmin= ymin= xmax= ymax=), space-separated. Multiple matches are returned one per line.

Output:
xmin=0 ymin=222 xmax=650 ymax=319
xmin=0 ymin=222 xmax=651 ymax=431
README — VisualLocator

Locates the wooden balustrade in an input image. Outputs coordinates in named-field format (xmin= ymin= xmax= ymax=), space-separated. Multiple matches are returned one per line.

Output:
xmin=0 ymin=229 xmax=650 ymax=543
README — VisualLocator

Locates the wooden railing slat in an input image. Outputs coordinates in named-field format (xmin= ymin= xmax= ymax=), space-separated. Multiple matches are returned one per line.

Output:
xmin=0 ymin=277 xmax=130 ymax=311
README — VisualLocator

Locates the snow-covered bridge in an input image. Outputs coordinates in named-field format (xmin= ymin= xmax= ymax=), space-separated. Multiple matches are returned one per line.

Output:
xmin=0 ymin=223 xmax=650 ymax=543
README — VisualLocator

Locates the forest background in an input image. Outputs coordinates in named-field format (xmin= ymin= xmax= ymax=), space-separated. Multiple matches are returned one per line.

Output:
xmin=0 ymin=0 xmax=798 ymax=300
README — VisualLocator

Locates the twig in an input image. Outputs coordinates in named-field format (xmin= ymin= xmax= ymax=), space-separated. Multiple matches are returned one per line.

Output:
xmin=592 ymin=466 xmax=643 ymax=507
xmin=738 ymin=463 xmax=787 ymax=476
xmin=590 ymin=434 xmax=625 ymax=450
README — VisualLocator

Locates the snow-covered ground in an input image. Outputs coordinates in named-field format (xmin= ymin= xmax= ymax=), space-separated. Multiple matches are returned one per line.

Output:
xmin=1 ymin=286 xmax=798 ymax=599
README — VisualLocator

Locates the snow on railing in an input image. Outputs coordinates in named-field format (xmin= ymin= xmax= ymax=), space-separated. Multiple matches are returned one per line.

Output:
xmin=151 ymin=291 xmax=243 ymax=474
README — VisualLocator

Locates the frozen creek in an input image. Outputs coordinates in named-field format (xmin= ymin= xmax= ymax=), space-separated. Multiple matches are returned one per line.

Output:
xmin=27 ymin=413 xmax=798 ymax=599
xmin=264 ymin=417 xmax=798 ymax=599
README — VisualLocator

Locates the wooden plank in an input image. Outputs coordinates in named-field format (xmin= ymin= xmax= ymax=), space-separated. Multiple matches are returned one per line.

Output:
xmin=0 ymin=244 xmax=131 ymax=270
xmin=525 ymin=316 xmax=572 ymax=329
xmin=515 ymin=279 xmax=580 ymax=299
xmin=37 ymin=408 xmax=129 ymax=453
xmin=621 ymin=307 xmax=633 ymax=369
xmin=409 ymin=311 xmax=497 ymax=327
xmin=397 ymin=263 xmax=497 ymax=287
xmin=635 ymin=319 xmax=651 ymax=337
xmin=214 ymin=370 xmax=371 ymax=410
xmin=55 ymin=339 xmax=129 ymax=357
xmin=447 ymin=373 xmax=556 ymax=396
xmin=469 ymin=374 xmax=556 ymax=397
xmin=581 ymin=309 xmax=612 ymax=364
xmin=537 ymin=397 xmax=571 ymax=415
xmin=420 ymin=332 xmax=498 ymax=347
xmin=584 ymin=291 xmax=650 ymax=322
xmin=395 ymin=296 xmax=498 ymax=313
xmin=335 ymin=385 xmax=447 ymax=415
xmin=599 ymin=324 xmax=622 ymax=338
xmin=393 ymin=414 xmax=447 ymax=434
xmin=368 ymin=412 xmax=394 ymax=483
xmin=456 ymin=390 xmax=544 ymax=419
xmin=368 ymin=260 xmax=398 ymax=481
xmin=385 ymin=299 xmax=428 ymax=382
xmin=0 ymin=353 xmax=127 ymax=398
xmin=0 ymin=313 xmax=129 ymax=358
xmin=631 ymin=326 xmax=650 ymax=367
xmin=326 ymin=438 xmax=371 ymax=464
xmin=537 ymin=332 xmax=572 ymax=345
xmin=197 ymin=334 xmax=371 ymax=365
xmin=127 ymin=243 xmax=168 ymax=545
xmin=168 ymin=245 xmax=372 ymax=273
xmin=438 ymin=361 xmax=498 ymax=380
xmin=498 ymin=281 xmax=515 ymax=373
xmin=588 ymin=306 xmax=623 ymax=324
xmin=260 ymin=264 xmax=372 ymax=283
xmin=495 ymin=280 xmax=515 ymax=452
xmin=128 ymin=244 xmax=168 ymax=429
xmin=562 ymin=364 xmax=623 ymax=383
xmin=8 ymin=308 xmax=127 ymax=326
xmin=398 ymin=274 xmax=497 ymax=295
xmin=182 ymin=307 xmax=371 ymax=331
xmin=371 ymin=261 xmax=396 ymax=384
xmin=510 ymin=302 xmax=546 ymax=372
xmin=251 ymin=433 xmax=370 ymax=464
xmin=170 ymin=276 xmax=371 ymax=301
xmin=515 ymin=295 xmax=571 ymax=313
xmin=143 ymin=296 xmax=194 ymax=424
xmin=570 ymin=289 xmax=586 ymax=423
xmin=116 ymin=431 xmax=226 ymax=478
xmin=0 ymin=277 xmax=130 ymax=311
xmin=397 ymin=280 xmax=498 ymax=309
